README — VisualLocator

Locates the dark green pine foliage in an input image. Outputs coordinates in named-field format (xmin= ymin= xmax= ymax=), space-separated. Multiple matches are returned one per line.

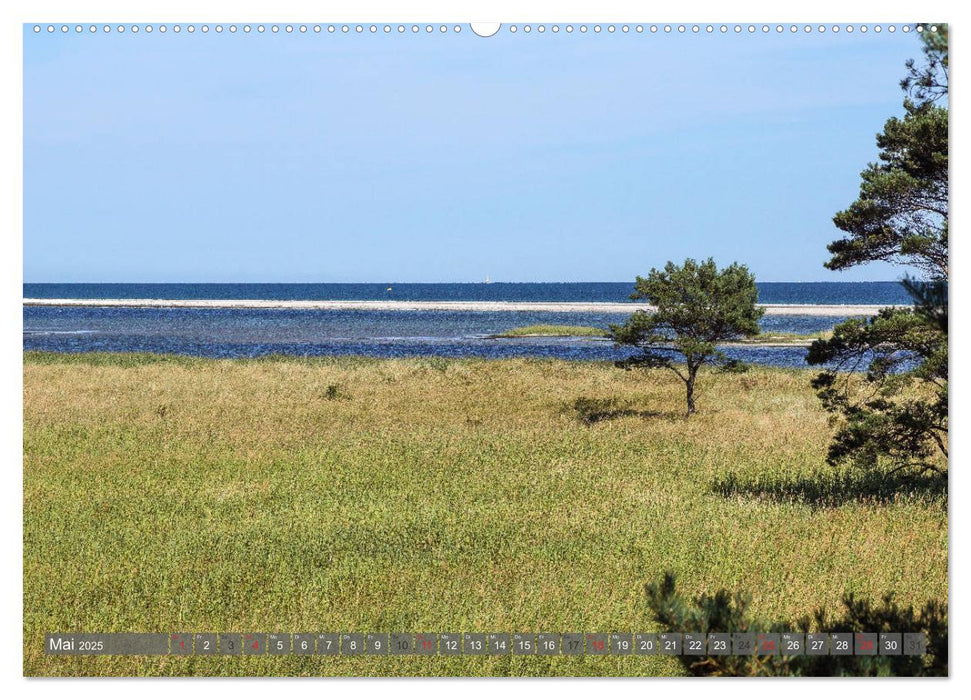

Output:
xmin=827 ymin=26 xmax=948 ymax=278
xmin=609 ymin=258 xmax=763 ymax=416
xmin=807 ymin=304 xmax=947 ymax=475
xmin=809 ymin=26 xmax=948 ymax=478
xmin=900 ymin=24 xmax=948 ymax=105
xmin=645 ymin=573 xmax=947 ymax=676
xmin=826 ymin=100 xmax=947 ymax=278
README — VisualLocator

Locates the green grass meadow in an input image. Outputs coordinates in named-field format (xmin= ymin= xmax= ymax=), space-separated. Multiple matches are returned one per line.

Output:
xmin=23 ymin=352 xmax=947 ymax=676
xmin=491 ymin=324 xmax=608 ymax=338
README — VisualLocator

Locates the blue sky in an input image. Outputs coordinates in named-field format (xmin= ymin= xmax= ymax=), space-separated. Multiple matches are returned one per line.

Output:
xmin=24 ymin=26 xmax=925 ymax=283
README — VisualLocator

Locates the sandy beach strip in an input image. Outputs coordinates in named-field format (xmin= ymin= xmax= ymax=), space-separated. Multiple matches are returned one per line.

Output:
xmin=23 ymin=298 xmax=898 ymax=316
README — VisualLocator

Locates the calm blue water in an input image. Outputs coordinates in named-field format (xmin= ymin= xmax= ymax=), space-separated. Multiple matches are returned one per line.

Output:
xmin=23 ymin=281 xmax=912 ymax=305
xmin=24 ymin=306 xmax=854 ymax=367
xmin=23 ymin=282 xmax=906 ymax=366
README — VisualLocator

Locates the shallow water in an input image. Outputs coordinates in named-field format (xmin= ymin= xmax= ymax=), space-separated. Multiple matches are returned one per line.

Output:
xmin=24 ymin=307 xmax=850 ymax=366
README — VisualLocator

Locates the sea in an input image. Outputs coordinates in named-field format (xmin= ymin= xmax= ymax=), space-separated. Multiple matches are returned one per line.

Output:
xmin=23 ymin=282 xmax=910 ymax=367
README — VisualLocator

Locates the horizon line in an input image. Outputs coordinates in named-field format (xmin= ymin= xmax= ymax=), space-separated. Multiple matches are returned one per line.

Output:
xmin=23 ymin=280 xmax=907 ymax=285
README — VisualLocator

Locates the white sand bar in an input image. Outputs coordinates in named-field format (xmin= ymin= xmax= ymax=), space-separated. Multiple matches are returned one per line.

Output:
xmin=24 ymin=298 xmax=897 ymax=316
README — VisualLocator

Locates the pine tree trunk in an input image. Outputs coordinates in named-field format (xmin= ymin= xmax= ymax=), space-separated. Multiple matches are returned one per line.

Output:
xmin=685 ymin=363 xmax=698 ymax=417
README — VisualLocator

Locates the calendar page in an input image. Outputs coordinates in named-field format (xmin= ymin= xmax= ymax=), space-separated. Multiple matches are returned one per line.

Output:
xmin=20 ymin=8 xmax=948 ymax=681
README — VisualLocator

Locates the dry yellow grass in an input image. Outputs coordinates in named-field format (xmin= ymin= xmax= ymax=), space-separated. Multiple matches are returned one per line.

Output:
xmin=23 ymin=352 xmax=947 ymax=676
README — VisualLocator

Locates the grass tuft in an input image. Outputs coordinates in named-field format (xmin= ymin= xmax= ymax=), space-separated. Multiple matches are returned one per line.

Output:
xmin=491 ymin=325 xmax=608 ymax=338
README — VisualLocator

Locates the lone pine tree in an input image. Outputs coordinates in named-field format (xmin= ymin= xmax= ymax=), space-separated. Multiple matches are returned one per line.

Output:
xmin=610 ymin=258 xmax=763 ymax=416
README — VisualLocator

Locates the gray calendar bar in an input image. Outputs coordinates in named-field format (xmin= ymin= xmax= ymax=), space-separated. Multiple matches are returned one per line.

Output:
xmin=43 ymin=631 xmax=928 ymax=656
